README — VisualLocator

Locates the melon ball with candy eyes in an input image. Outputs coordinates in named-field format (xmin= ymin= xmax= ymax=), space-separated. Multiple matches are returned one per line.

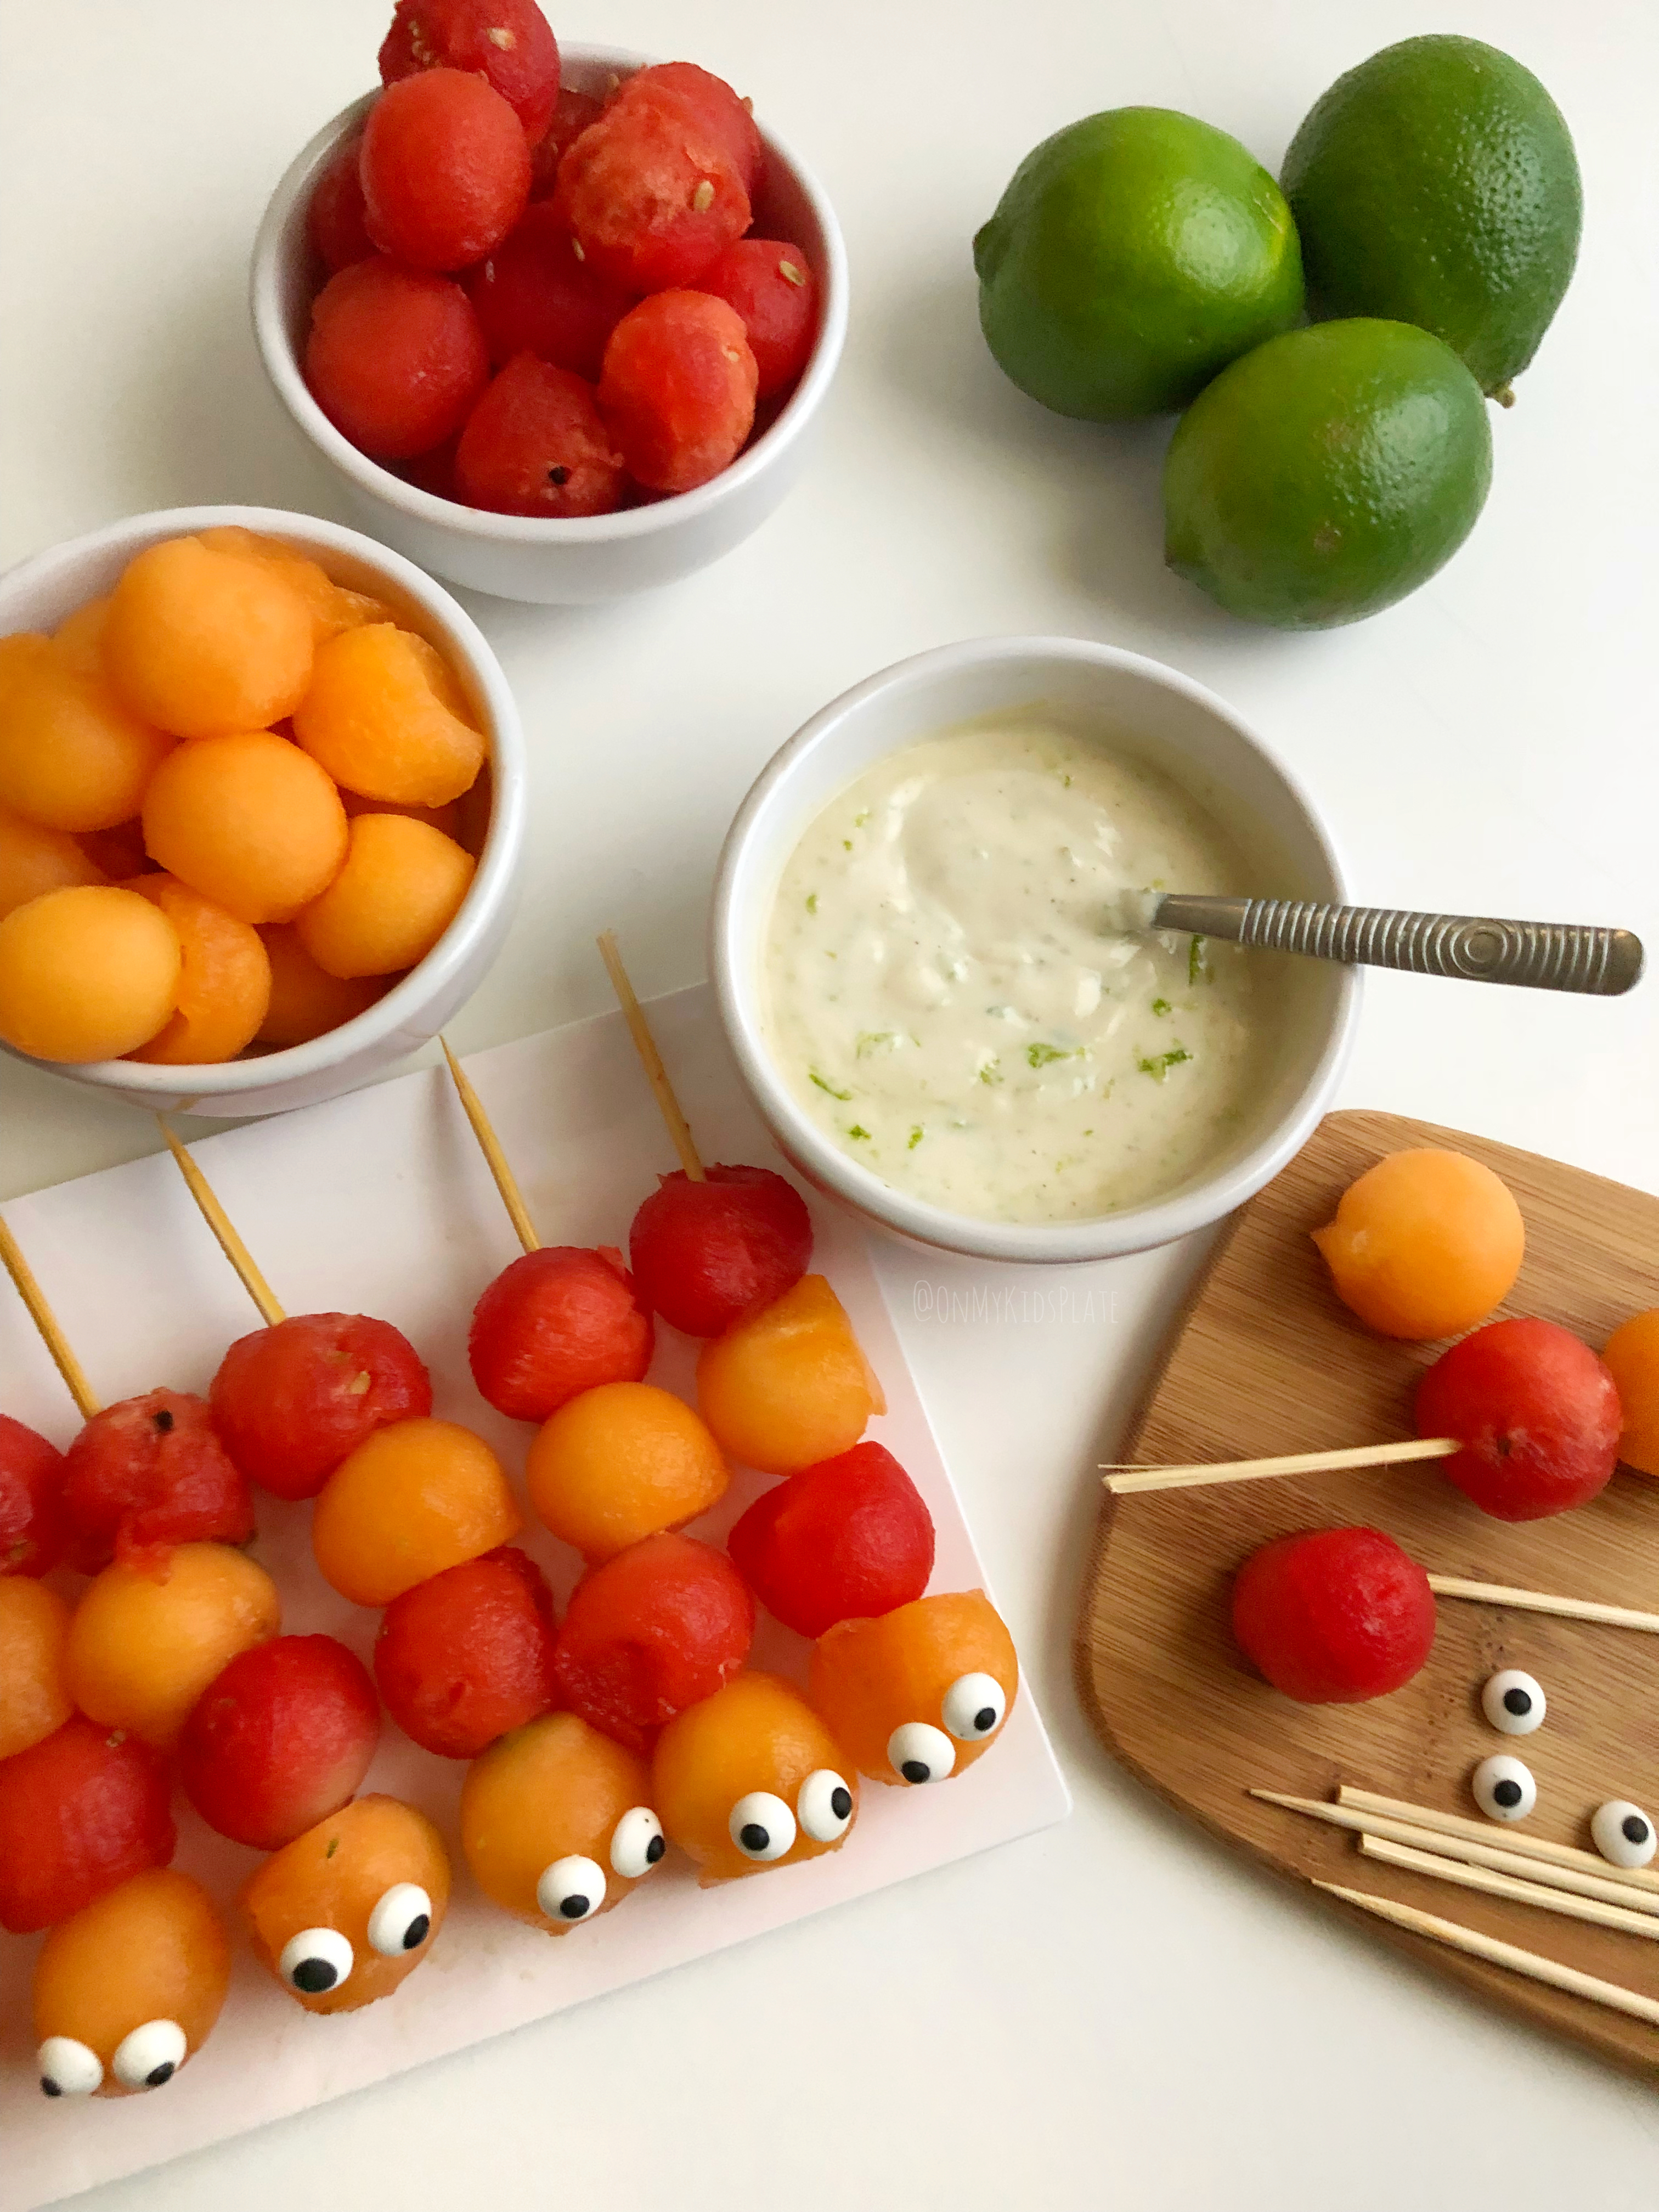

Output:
xmin=241 ymin=1795 xmax=449 ymax=2015
xmin=809 ymin=1590 xmax=1019 ymax=1786
xmin=461 ymin=1711 xmax=664 ymax=1933
xmin=652 ymin=1671 xmax=857 ymax=1885
xmin=1417 ymin=1317 xmax=1622 ymax=1521
xmin=34 ymin=1869 xmax=230 ymax=2100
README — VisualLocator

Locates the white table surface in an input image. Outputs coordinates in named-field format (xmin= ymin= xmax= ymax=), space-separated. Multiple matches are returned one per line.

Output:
xmin=3 ymin=1 xmax=1657 ymax=2206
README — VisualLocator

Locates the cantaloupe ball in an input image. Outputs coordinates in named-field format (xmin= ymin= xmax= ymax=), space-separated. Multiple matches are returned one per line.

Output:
xmin=1311 ymin=1148 xmax=1525 ymax=1341
xmin=142 ymin=730 xmax=348 ymax=924
xmin=257 ymin=924 xmax=392 ymax=1046
xmin=104 ymin=538 xmax=315 ymax=740
xmin=67 ymin=1543 xmax=280 ymax=1751
xmin=124 ymin=874 xmax=272 ymax=1065
xmin=198 ymin=527 xmax=394 ymax=644
xmin=0 ymin=804 xmax=105 ymax=919
xmin=1604 ymin=1311 xmax=1659 ymax=1479
xmin=294 ymin=814 xmax=474 ymax=979
xmin=52 ymin=596 xmax=112 ymax=678
xmin=292 ymin=624 xmax=486 ymax=807
xmin=0 ymin=631 xmax=176 ymax=833
xmin=0 ymin=885 xmax=180 ymax=1062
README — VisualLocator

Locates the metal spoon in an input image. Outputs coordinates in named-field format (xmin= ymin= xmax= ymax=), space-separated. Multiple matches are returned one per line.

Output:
xmin=1105 ymin=891 xmax=1644 ymax=997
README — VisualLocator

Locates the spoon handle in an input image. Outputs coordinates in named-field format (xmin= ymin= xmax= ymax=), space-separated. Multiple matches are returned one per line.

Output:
xmin=1154 ymin=895 xmax=1645 ymax=997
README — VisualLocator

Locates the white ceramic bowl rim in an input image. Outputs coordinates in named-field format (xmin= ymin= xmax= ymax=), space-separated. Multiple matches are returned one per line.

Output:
xmin=712 ymin=635 xmax=1362 ymax=1265
xmin=0 ymin=504 xmax=527 ymax=1098
xmin=249 ymin=49 xmax=851 ymax=549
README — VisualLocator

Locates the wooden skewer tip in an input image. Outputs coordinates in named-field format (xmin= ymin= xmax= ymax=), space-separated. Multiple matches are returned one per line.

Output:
xmin=437 ymin=1036 xmax=540 ymax=1255
xmin=0 ymin=1212 xmax=100 ymax=1420
xmin=156 ymin=1118 xmax=285 ymax=1328
xmin=595 ymin=930 xmax=704 ymax=1181
xmin=1101 ymin=1435 xmax=1460 ymax=1493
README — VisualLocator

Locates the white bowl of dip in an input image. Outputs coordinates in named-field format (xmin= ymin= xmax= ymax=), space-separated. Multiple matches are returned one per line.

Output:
xmin=711 ymin=636 xmax=1359 ymax=1264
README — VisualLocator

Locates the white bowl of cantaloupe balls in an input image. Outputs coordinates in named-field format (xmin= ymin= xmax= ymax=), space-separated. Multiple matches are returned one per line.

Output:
xmin=0 ymin=507 xmax=526 ymax=1118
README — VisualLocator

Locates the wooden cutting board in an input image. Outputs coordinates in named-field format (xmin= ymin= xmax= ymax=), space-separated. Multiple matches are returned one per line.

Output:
xmin=1077 ymin=1109 xmax=1659 ymax=2078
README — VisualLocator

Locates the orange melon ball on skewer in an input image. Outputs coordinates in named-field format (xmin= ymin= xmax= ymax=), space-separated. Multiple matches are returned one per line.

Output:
xmin=0 ymin=631 xmax=175 ymax=832
xmin=104 ymin=536 xmax=315 ymax=739
xmin=123 ymin=874 xmax=272 ymax=1064
xmin=142 ymin=730 xmax=348 ymax=924
xmin=293 ymin=622 xmax=486 ymax=806
xmin=66 ymin=1541 xmax=281 ymax=1751
xmin=809 ymin=1590 xmax=1018 ymax=1788
xmin=461 ymin=1713 xmax=662 ymax=1933
xmin=1603 ymin=1310 xmax=1659 ymax=1478
xmin=0 ymin=803 xmax=105 ymax=918
xmin=526 ymin=1383 xmax=729 ymax=1561
xmin=312 ymin=1416 xmax=521 ymax=1606
xmin=696 ymin=1274 xmax=885 ymax=1474
xmin=0 ymin=885 xmax=181 ymax=1062
xmin=34 ymin=1869 xmax=231 ymax=2098
xmin=295 ymin=812 xmax=473 ymax=978
xmin=1311 ymin=1148 xmax=1524 ymax=1340
xmin=257 ymin=923 xmax=392 ymax=1045
xmin=0 ymin=1576 xmax=74 ymax=1759
xmin=652 ymin=1672 xmax=857 ymax=1885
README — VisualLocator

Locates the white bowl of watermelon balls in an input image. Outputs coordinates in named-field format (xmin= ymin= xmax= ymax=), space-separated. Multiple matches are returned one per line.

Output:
xmin=251 ymin=3 xmax=848 ymax=605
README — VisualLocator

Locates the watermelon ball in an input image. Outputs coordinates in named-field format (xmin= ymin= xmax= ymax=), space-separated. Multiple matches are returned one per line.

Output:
xmin=608 ymin=63 xmax=764 ymax=196
xmin=362 ymin=69 xmax=532 ymax=272
xmin=61 ymin=1389 xmax=254 ymax=1576
xmin=379 ymin=0 xmax=562 ymax=143
xmin=307 ymin=137 xmax=374 ymax=272
xmin=178 ymin=1635 xmax=381 ymax=1850
xmin=465 ymin=202 xmax=634 ymax=380
xmin=373 ymin=1544 xmax=556 ymax=1759
xmin=528 ymin=86 xmax=602 ymax=198
xmin=455 ymin=354 xmax=627 ymax=518
xmin=552 ymin=97 xmax=749 ymax=293
xmin=469 ymin=1245 xmax=652 ymax=1423
xmin=599 ymin=292 xmax=759 ymax=495
xmin=697 ymin=239 xmax=818 ymax=398
xmin=1231 ymin=1526 xmax=1436 ymax=1703
xmin=1417 ymin=1316 xmax=1622 ymax=1521
xmin=209 ymin=1312 xmax=432 ymax=1503
xmin=629 ymin=1164 xmax=812 ymax=1338
xmin=727 ymin=1442 xmax=935 ymax=1639
xmin=0 ymin=1715 xmax=175 ymax=1933
xmin=0 ymin=1413 xmax=69 ymax=1577
xmin=306 ymin=257 xmax=489 ymax=461
xmin=551 ymin=1532 xmax=754 ymax=1756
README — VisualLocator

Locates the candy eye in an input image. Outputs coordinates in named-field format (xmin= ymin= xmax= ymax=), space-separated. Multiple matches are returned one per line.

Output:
xmin=37 ymin=2036 xmax=103 ymax=2098
xmin=366 ymin=1882 xmax=433 ymax=1957
xmin=1472 ymin=1753 xmax=1536 ymax=1822
xmin=279 ymin=1925 xmax=354 ymax=1995
xmin=1592 ymin=1800 xmax=1657 ymax=1869
xmin=729 ymin=1791 xmax=795 ymax=1861
xmin=887 ymin=1720 xmax=955 ymax=1785
xmin=1481 ymin=1668 xmax=1545 ymax=1736
xmin=537 ymin=1855 xmax=606 ymax=1922
xmin=797 ymin=1768 xmax=854 ymax=1843
xmin=610 ymin=1805 xmax=666 ymax=1879
xmin=112 ymin=2018 xmax=187 ymax=2092
xmin=941 ymin=1672 xmax=1007 ymax=1743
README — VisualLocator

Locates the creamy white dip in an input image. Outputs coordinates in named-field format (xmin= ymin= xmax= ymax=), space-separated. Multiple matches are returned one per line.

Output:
xmin=760 ymin=721 xmax=1274 ymax=1223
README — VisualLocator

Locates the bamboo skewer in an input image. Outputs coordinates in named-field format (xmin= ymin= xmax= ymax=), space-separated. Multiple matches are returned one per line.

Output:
xmin=1426 ymin=1575 xmax=1659 ymax=1636
xmin=1102 ymin=1435 xmax=1460 ymax=1494
xmin=439 ymin=1037 xmax=540 ymax=1255
xmin=1336 ymin=1787 xmax=1659 ymax=1895
xmin=1251 ymin=1790 xmax=1659 ymax=1913
xmin=1358 ymin=1833 xmax=1659 ymax=1942
xmin=0 ymin=1212 xmax=100 ymax=1419
xmin=1315 ymin=1880 xmax=1659 ymax=2031
xmin=596 ymin=930 xmax=704 ymax=1181
xmin=156 ymin=1118 xmax=285 ymax=1327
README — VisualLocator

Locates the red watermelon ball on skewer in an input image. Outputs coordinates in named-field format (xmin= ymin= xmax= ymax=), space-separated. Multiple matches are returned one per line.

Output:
xmin=1231 ymin=1526 xmax=1436 ymax=1703
xmin=1417 ymin=1316 xmax=1622 ymax=1521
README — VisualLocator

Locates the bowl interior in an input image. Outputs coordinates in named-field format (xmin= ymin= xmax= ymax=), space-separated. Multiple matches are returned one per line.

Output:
xmin=259 ymin=49 xmax=845 ymax=546
xmin=0 ymin=505 xmax=522 ymax=1097
xmin=719 ymin=641 xmax=1356 ymax=1259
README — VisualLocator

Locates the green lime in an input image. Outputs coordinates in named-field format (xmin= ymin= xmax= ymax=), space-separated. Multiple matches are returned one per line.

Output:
xmin=973 ymin=108 xmax=1304 ymax=421
xmin=1163 ymin=319 xmax=1493 ymax=629
xmin=1282 ymin=36 xmax=1581 ymax=398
